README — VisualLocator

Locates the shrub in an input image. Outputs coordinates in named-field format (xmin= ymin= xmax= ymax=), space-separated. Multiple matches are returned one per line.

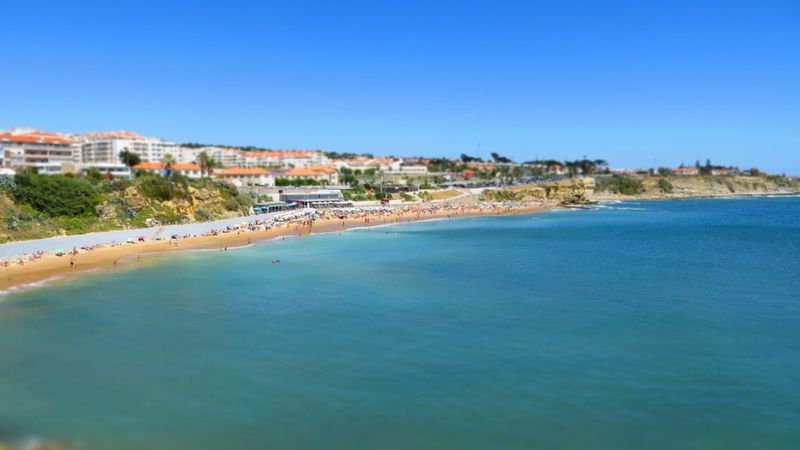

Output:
xmin=194 ymin=208 xmax=213 ymax=221
xmin=223 ymin=197 xmax=241 ymax=211
xmin=235 ymin=193 xmax=253 ymax=208
xmin=138 ymin=176 xmax=178 ymax=202
xmin=657 ymin=178 xmax=673 ymax=193
xmin=275 ymin=178 xmax=320 ymax=187
xmin=13 ymin=173 xmax=101 ymax=217
xmin=0 ymin=176 xmax=17 ymax=193
xmin=595 ymin=175 xmax=643 ymax=195
xmin=54 ymin=215 xmax=101 ymax=234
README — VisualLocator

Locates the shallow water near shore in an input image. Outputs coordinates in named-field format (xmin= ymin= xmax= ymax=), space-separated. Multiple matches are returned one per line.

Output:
xmin=1 ymin=197 xmax=799 ymax=450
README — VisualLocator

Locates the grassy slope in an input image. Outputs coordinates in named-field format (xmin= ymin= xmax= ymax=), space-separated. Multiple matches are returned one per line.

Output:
xmin=0 ymin=174 xmax=253 ymax=243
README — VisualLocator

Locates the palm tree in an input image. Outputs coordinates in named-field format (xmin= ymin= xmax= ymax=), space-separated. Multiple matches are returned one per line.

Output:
xmin=161 ymin=153 xmax=176 ymax=176
xmin=196 ymin=151 xmax=217 ymax=179
xmin=119 ymin=150 xmax=141 ymax=176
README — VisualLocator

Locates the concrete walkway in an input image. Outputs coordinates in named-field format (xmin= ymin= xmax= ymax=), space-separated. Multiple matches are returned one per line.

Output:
xmin=0 ymin=211 xmax=287 ymax=259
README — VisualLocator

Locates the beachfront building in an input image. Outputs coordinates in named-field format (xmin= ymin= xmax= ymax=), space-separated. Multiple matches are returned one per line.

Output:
xmin=77 ymin=131 xmax=179 ymax=165
xmin=0 ymin=129 xmax=76 ymax=174
xmin=214 ymin=168 xmax=275 ymax=187
xmin=279 ymin=190 xmax=350 ymax=208
xmin=133 ymin=162 xmax=203 ymax=178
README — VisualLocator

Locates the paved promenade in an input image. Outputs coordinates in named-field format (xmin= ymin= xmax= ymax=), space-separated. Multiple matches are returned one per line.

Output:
xmin=0 ymin=211 xmax=287 ymax=259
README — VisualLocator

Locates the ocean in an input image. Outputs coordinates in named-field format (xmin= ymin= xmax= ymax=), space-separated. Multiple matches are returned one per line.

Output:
xmin=0 ymin=197 xmax=798 ymax=450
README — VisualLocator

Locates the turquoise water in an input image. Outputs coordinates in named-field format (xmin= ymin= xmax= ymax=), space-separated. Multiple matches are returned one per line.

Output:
xmin=1 ymin=197 xmax=799 ymax=450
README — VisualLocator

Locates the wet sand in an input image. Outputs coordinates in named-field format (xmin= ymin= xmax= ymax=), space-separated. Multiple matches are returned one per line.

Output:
xmin=0 ymin=205 xmax=549 ymax=294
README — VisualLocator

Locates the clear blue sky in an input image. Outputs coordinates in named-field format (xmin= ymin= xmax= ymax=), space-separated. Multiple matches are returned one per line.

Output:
xmin=2 ymin=0 xmax=798 ymax=173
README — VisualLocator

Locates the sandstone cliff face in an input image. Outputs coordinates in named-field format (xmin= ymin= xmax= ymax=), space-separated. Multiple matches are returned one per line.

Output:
xmin=597 ymin=175 xmax=800 ymax=199
xmin=109 ymin=184 xmax=245 ymax=226
xmin=481 ymin=175 xmax=799 ymax=205
xmin=481 ymin=178 xmax=594 ymax=204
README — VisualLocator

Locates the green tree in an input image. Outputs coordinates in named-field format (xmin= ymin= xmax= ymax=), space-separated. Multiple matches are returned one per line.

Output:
xmin=162 ymin=153 xmax=176 ymax=176
xmin=490 ymin=152 xmax=512 ymax=163
xmin=119 ymin=150 xmax=141 ymax=172
xmin=196 ymin=151 xmax=217 ymax=178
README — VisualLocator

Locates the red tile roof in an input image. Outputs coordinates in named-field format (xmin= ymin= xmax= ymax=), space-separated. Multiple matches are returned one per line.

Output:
xmin=0 ymin=133 xmax=71 ymax=145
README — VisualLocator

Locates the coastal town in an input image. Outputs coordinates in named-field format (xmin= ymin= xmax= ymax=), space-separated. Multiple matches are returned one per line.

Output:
xmin=0 ymin=127 xmax=798 ymax=292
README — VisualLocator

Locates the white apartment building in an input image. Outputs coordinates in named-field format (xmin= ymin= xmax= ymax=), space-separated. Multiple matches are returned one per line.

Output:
xmin=174 ymin=146 xmax=202 ymax=164
xmin=239 ymin=150 xmax=328 ymax=169
xmin=0 ymin=130 xmax=76 ymax=174
xmin=207 ymin=147 xmax=242 ymax=167
xmin=174 ymin=146 xmax=244 ymax=167
xmin=331 ymin=157 xmax=403 ymax=173
xmin=77 ymin=131 xmax=178 ymax=164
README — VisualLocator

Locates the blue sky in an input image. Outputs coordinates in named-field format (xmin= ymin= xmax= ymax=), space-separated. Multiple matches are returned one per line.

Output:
xmin=2 ymin=0 xmax=798 ymax=173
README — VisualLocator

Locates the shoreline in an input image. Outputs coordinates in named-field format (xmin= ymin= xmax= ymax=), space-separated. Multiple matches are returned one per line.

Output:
xmin=0 ymin=203 xmax=550 ymax=295
xmin=590 ymin=190 xmax=800 ymax=202
xmin=2 ymin=191 xmax=797 ymax=296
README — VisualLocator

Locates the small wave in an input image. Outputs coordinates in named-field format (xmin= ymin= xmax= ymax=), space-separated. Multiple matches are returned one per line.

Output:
xmin=344 ymin=218 xmax=448 ymax=233
xmin=0 ymin=275 xmax=65 ymax=296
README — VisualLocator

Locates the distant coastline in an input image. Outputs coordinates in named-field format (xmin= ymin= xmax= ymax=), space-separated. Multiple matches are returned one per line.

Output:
xmin=2 ymin=174 xmax=799 ymax=295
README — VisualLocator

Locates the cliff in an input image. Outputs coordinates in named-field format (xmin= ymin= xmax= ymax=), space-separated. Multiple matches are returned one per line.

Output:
xmin=481 ymin=178 xmax=594 ymax=204
xmin=593 ymin=175 xmax=800 ymax=199
xmin=0 ymin=174 xmax=253 ymax=243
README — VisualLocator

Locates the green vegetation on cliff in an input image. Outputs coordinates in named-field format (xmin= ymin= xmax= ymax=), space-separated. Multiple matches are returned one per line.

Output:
xmin=595 ymin=175 xmax=644 ymax=195
xmin=657 ymin=178 xmax=674 ymax=193
xmin=0 ymin=172 xmax=253 ymax=243
xmin=593 ymin=175 xmax=800 ymax=198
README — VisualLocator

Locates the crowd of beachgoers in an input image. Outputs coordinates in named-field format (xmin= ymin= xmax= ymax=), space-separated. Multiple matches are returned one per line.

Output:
xmin=0 ymin=200 xmax=543 ymax=276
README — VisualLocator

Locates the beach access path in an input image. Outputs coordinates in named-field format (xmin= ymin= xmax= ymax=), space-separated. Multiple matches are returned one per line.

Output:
xmin=0 ymin=211 xmax=289 ymax=259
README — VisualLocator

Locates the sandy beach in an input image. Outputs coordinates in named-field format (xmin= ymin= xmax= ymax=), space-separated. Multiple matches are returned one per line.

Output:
xmin=0 ymin=202 xmax=551 ymax=294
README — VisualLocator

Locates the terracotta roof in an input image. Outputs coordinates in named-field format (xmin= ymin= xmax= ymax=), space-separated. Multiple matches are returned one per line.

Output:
xmin=285 ymin=168 xmax=321 ymax=177
xmin=306 ymin=165 xmax=337 ymax=174
xmin=0 ymin=133 xmax=71 ymax=145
